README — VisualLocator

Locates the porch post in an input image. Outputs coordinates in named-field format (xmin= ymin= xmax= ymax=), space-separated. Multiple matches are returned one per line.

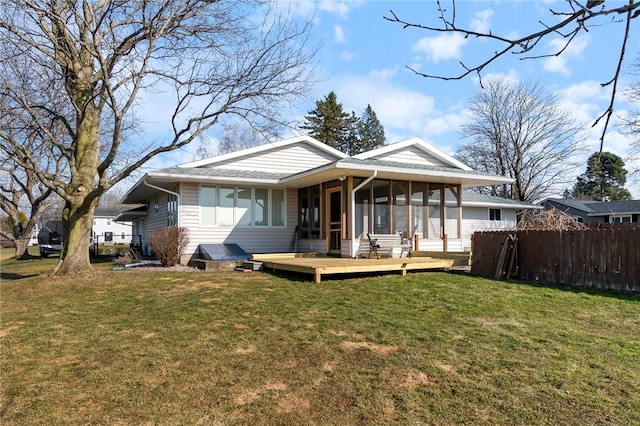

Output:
xmin=457 ymin=184 xmax=462 ymax=239
xmin=350 ymin=171 xmax=377 ymax=257
xmin=439 ymin=186 xmax=445 ymax=241
xmin=450 ymin=184 xmax=462 ymax=239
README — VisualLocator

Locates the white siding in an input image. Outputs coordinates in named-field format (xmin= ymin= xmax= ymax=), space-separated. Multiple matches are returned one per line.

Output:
xmin=137 ymin=192 xmax=171 ymax=256
xmin=373 ymin=146 xmax=451 ymax=168
xmin=92 ymin=217 xmax=132 ymax=244
xmin=204 ymin=144 xmax=337 ymax=174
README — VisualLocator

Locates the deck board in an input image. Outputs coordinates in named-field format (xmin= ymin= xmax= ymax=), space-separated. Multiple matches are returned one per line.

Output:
xmin=251 ymin=254 xmax=469 ymax=283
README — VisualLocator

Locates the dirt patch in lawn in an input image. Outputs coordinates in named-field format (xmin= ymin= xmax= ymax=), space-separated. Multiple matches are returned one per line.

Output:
xmin=233 ymin=380 xmax=288 ymax=405
xmin=159 ymin=281 xmax=228 ymax=296
xmin=340 ymin=341 xmax=398 ymax=356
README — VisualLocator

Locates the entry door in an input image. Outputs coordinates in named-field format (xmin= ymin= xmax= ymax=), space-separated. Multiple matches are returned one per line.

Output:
xmin=327 ymin=188 xmax=342 ymax=253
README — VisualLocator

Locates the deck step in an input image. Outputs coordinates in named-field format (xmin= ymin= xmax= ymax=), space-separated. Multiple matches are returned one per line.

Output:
xmin=242 ymin=261 xmax=263 ymax=271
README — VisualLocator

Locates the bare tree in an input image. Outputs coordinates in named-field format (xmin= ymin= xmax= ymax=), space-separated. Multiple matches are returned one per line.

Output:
xmin=0 ymin=1 xmax=315 ymax=276
xmin=0 ymin=161 xmax=60 ymax=259
xmin=0 ymin=98 xmax=64 ymax=258
xmin=455 ymin=79 xmax=585 ymax=202
xmin=624 ymin=56 xmax=640 ymax=176
xmin=385 ymin=0 xmax=640 ymax=151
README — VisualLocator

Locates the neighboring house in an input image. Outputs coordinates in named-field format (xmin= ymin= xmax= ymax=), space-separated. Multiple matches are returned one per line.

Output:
xmin=119 ymin=136 xmax=535 ymax=262
xmin=92 ymin=208 xmax=133 ymax=245
xmin=540 ymin=198 xmax=640 ymax=224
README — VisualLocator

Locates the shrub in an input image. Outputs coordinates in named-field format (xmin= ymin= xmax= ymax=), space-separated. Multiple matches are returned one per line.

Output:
xmin=147 ymin=227 xmax=189 ymax=267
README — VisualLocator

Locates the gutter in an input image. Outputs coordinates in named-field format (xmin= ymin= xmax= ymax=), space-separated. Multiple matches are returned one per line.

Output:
xmin=143 ymin=179 xmax=180 ymax=226
xmin=350 ymin=170 xmax=377 ymax=257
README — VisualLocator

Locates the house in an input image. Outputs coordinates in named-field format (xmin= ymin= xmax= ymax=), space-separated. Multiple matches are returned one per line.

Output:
xmin=540 ymin=198 xmax=640 ymax=224
xmin=119 ymin=136 xmax=535 ymax=263
xmin=92 ymin=208 xmax=134 ymax=245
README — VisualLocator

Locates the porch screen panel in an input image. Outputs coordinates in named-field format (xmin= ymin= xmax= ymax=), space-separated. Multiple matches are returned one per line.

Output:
xmin=392 ymin=181 xmax=408 ymax=235
xmin=271 ymin=189 xmax=285 ymax=226
xmin=372 ymin=180 xmax=390 ymax=234
xmin=254 ymin=188 xmax=269 ymax=226
xmin=200 ymin=185 xmax=216 ymax=227
xmin=218 ymin=187 xmax=235 ymax=227
xmin=428 ymin=205 xmax=441 ymax=238
xmin=355 ymin=182 xmax=370 ymax=237
xmin=298 ymin=185 xmax=321 ymax=239
xmin=411 ymin=182 xmax=427 ymax=238
xmin=299 ymin=189 xmax=309 ymax=238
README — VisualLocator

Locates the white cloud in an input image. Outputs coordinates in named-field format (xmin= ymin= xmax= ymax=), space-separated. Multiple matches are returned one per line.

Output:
xmin=411 ymin=33 xmax=467 ymax=62
xmin=469 ymin=9 xmax=494 ymax=33
xmin=334 ymin=25 xmax=345 ymax=43
xmin=314 ymin=71 xmax=471 ymax=145
xmin=543 ymin=35 xmax=590 ymax=76
xmin=341 ymin=50 xmax=354 ymax=62
xmin=318 ymin=0 xmax=352 ymax=19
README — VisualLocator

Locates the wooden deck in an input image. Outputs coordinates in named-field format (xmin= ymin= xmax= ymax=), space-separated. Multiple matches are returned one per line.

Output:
xmin=250 ymin=252 xmax=470 ymax=283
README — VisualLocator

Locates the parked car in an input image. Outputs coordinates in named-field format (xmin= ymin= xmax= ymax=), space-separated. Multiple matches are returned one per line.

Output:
xmin=38 ymin=221 xmax=63 ymax=258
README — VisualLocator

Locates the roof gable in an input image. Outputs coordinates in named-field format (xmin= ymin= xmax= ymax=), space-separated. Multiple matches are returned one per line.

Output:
xmin=353 ymin=137 xmax=472 ymax=171
xmin=177 ymin=135 xmax=346 ymax=173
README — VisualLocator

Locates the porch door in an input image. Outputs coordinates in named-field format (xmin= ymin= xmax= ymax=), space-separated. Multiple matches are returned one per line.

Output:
xmin=326 ymin=188 xmax=342 ymax=254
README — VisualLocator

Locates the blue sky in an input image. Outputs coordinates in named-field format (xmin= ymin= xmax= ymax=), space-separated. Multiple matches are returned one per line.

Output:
xmin=144 ymin=0 xmax=640 ymax=197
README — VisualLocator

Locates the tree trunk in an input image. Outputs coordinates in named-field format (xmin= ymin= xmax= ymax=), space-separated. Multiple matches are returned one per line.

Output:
xmin=14 ymin=237 xmax=31 ymax=259
xmin=52 ymin=200 xmax=98 ymax=277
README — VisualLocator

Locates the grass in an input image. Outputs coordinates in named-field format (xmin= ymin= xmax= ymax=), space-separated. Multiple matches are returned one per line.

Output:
xmin=1 ymin=254 xmax=639 ymax=425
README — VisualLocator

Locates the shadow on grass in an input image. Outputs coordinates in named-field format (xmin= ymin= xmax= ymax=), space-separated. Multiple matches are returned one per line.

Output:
xmin=0 ymin=271 xmax=40 ymax=280
xmin=478 ymin=274 xmax=640 ymax=302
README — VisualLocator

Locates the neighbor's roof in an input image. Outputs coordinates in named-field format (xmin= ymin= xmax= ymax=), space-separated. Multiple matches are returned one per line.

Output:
xmin=542 ymin=198 xmax=640 ymax=216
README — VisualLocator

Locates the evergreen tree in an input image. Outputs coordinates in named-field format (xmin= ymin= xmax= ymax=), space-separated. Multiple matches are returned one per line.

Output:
xmin=301 ymin=93 xmax=386 ymax=155
xmin=358 ymin=104 xmax=386 ymax=152
xmin=572 ymin=152 xmax=632 ymax=201
xmin=301 ymin=91 xmax=349 ymax=149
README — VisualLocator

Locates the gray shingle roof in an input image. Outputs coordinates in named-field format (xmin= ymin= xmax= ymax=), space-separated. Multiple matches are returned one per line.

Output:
xmin=153 ymin=167 xmax=288 ymax=180
xmin=543 ymin=198 xmax=640 ymax=215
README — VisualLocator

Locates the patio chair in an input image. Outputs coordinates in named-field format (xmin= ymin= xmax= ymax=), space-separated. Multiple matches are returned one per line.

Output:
xmin=367 ymin=233 xmax=381 ymax=259
xmin=398 ymin=231 xmax=413 ymax=258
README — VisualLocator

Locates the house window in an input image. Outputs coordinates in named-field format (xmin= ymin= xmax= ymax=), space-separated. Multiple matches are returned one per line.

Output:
xmin=200 ymin=185 xmax=286 ymax=228
xmin=167 ymin=193 xmax=178 ymax=226
xmin=489 ymin=208 xmax=502 ymax=221
xmin=107 ymin=219 xmax=111 ymax=226
xmin=121 ymin=233 xmax=125 ymax=240
xmin=272 ymin=189 xmax=285 ymax=227
xmin=218 ymin=186 xmax=235 ymax=227
xmin=236 ymin=187 xmax=252 ymax=227
xmin=200 ymin=186 xmax=216 ymax=226
xmin=611 ymin=215 xmax=631 ymax=223
xmin=254 ymin=188 xmax=269 ymax=226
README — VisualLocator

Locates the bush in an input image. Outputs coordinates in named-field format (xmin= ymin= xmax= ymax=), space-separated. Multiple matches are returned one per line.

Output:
xmin=147 ymin=227 xmax=189 ymax=267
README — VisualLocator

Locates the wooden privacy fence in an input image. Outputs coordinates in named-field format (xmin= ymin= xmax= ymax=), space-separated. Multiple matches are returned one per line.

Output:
xmin=472 ymin=228 xmax=639 ymax=292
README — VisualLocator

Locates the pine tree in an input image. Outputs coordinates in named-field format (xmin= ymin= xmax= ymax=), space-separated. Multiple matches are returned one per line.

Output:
xmin=301 ymin=91 xmax=350 ymax=149
xmin=301 ymin=93 xmax=386 ymax=155
xmin=572 ymin=152 xmax=632 ymax=201
xmin=358 ymin=104 xmax=386 ymax=152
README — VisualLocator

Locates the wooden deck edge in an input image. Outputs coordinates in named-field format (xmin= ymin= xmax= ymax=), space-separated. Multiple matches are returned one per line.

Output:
xmin=258 ymin=258 xmax=459 ymax=283
xmin=251 ymin=252 xmax=322 ymax=260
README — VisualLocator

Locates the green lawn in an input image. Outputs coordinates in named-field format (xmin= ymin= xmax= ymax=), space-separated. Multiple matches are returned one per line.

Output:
xmin=1 ymin=255 xmax=639 ymax=425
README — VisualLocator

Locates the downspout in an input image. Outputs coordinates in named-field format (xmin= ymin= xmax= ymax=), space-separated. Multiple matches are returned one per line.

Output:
xmin=143 ymin=179 xmax=181 ymax=227
xmin=350 ymin=170 xmax=377 ymax=257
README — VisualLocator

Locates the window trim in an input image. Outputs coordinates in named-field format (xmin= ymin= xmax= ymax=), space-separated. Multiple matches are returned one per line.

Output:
xmin=489 ymin=208 xmax=502 ymax=221
xmin=610 ymin=215 xmax=631 ymax=223
xmin=199 ymin=184 xmax=286 ymax=228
